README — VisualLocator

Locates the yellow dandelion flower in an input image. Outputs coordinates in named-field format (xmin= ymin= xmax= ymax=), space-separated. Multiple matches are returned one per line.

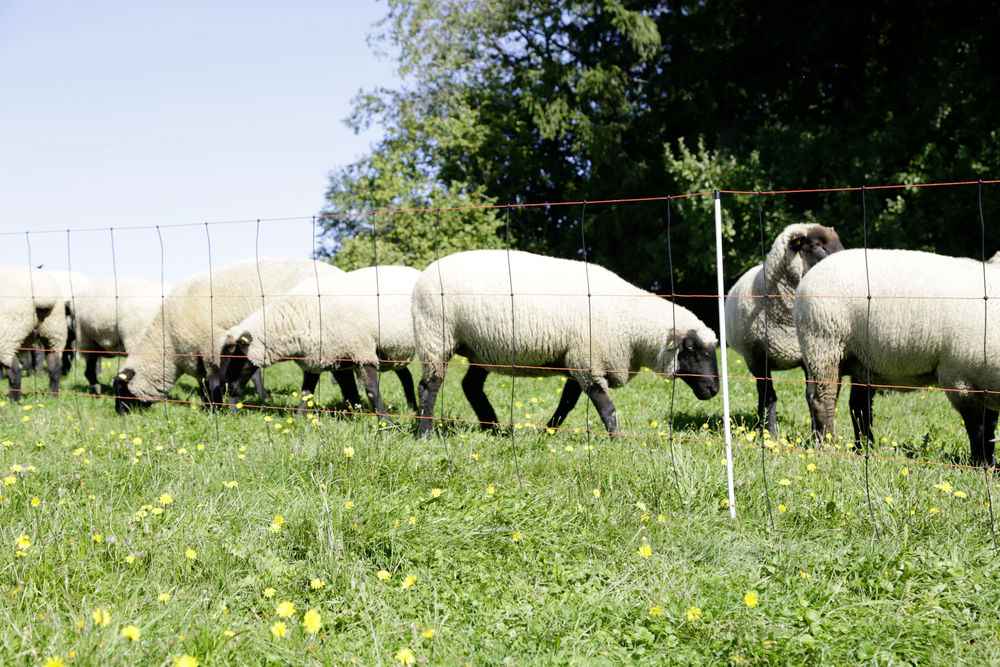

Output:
xmin=15 ymin=534 xmax=30 ymax=549
xmin=276 ymin=601 xmax=296 ymax=618
xmin=125 ymin=555 xmax=135 ymax=564
xmin=377 ymin=570 xmax=392 ymax=580
xmin=649 ymin=605 xmax=664 ymax=617
xmin=685 ymin=606 xmax=700 ymax=620
xmin=3 ymin=476 xmax=16 ymax=486
xmin=929 ymin=507 xmax=939 ymax=514
xmin=657 ymin=514 xmax=666 ymax=523
xmin=593 ymin=488 xmax=601 ymax=498
xmin=185 ymin=548 xmax=197 ymax=560
xmin=92 ymin=534 xmax=102 ymax=543
xmin=901 ymin=467 xmax=909 ymax=476
xmin=43 ymin=656 xmax=65 ymax=667
xmin=935 ymin=481 xmax=953 ymax=494
xmin=394 ymin=648 xmax=416 ymax=665
xmin=637 ymin=543 xmax=652 ymax=559
xmin=778 ymin=478 xmax=791 ymax=486
xmin=486 ymin=486 xmax=495 ymax=495
xmin=512 ymin=532 xmax=522 ymax=542
xmin=159 ymin=493 xmax=173 ymax=505
xmin=223 ymin=629 xmax=234 ymax=637
xmin=270 ymin=620 xmax=288 ymax=638
xmin=806 ymin=463 xmax=816 ymax=472
xmin=223 ymin=481 xmax=237 ymax=488
xmin=92 ymin=607 xmax=110 ymax=627
xmin=778 ymin=504 xmax=787 ymax=513
xmin=30 ymin=497 xmax=40 ymax=506
xmin=158 ymin=592 xmax=171 ymax=602
xmin=121 ymin=624 xmax=141 ymax=641
xmin=343 ymin=446 xmax=355 ymax=458
xmin=954 ymin=490 xmax=968 ymax=499
xmin=743 ymin=592 xmax=759 ymax=608
xmin=302 ymin=608 xmax=322 ymax=634
xmin=421 ymin=628 xmax=435 ymax=639
xmin=173 ymin=654 xmax=199 ymax=667
xmin=431 ymin=488 xmax=442 ymax=498
xmin=263 ymin=587 xmax=276 ymax=598
xmin=310 ymin=578 xmax=325 ymax=590
xmin=408 ymin=516 xmax=416 ymax=526
xmin=402 ymin=575 xmax=417 ymax=590
xmin=345 ymin=500 xmax=355 ymax=510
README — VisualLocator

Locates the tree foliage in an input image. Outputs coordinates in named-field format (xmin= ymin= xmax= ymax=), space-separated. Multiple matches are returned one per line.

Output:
xmin=320 ymin=0 xmax=1000 ymax=320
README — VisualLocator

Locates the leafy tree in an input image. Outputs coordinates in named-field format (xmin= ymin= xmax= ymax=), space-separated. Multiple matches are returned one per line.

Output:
xmin=321 ymin=0 xmax=1000 ymax=324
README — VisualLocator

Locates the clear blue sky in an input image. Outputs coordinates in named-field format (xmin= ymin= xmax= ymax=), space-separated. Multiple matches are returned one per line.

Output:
xmin=0 ymin=0 xmax=397 ymax=283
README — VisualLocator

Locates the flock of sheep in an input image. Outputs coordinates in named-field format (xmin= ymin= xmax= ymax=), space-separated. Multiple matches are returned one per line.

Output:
xmin=1 ymin=230 xmax=997 ymax=466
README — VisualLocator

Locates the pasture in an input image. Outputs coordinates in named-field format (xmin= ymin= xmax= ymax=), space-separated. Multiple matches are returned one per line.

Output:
xmin=2 ymin=351 xmax=999 ymax=665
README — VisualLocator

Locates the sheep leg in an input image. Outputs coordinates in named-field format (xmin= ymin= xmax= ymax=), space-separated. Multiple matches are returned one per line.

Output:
xmin=360 ymin=364 xmax=385 ymax=416
xmin=395 ymin=367 xmax=418 ymax=411
xmin=584 ymin=384 xmax=618 ymax=435
xmin=461 ymin=364 xmax=500 ymax=431
xmin=848 ymin=380 xmax=874 ymax=446
xmin=84 ymin=352 xmax=103 ymax=394
xmin=546 ymin=378 xmax=582 ymax=429
xmin=416 ymin=373 xmax=444 ymax=437
xmin=749 ymin=358 xmax=778 ymax=436
xmin=5 ymin=358 xmax=22 ymax=402
xmin=806 ymin=366 xmax=839 ymax=441
xmin=249 ymin=368 xmax=268 ymax=403
xmin=298 ymin=372 xmax=319 ymax=410
xmin=203 ymin=370 xmax=224 ymax=410
xmin=44 ymin=348 xmax=62 ymax=396
xmin=954 ymin=400 xmax=998 ymax=466
xmin=332 ymin=368 xmax=362 ymax=408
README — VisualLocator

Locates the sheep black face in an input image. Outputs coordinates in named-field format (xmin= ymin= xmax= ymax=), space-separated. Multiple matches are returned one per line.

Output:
xmin=221 ymin=332 xmax=257 ymax=402
xmin=789 ymin=227 xmax=845 ymax=274
xmin=676 ymin=331 xmax=720 ymax=400
xmin=113 ymin=368 xmax=151 ymax=414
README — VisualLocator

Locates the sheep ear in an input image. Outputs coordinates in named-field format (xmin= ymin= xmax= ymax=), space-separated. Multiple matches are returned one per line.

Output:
xmin=237 ymin=332 xmax=252 ymax=349
xmin=788 ymin=234 xmax=806 ymax=252
xmin=115 ymin=368 xmax=135 ymax=383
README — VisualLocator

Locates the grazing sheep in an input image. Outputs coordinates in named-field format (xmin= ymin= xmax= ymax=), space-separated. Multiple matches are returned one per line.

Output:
xmin=113 ymin=258 xmax=344 ymax=411
xmin=724 ymin=223 xmax=843 ymax=434
xmin=412 ymin=249 xmax=720 ymax=437
xmin=794 ymin=248 xmax=1000 ymax=465
xmin=222 ymin=265 xmax=421 ymax=415
xmin=74 ymin=276 xmax=175 ymax=394
xmin=0 ymin=266 xmax=67 ymax=401
xmin=18 ymin=270 xmax=94 ymax=376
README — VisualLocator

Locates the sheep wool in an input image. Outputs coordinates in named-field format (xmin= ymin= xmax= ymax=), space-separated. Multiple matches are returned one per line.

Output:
xmin=0 ymin=266 xmax=68 ymax=398
xmin=412 ymin=249 xmax=719 ymax=435
xmin=724 ymin=223 xmax=843 ymax=433
xmin=116 ymin=258 xmax=344 ymax=405
xmin=794 ymin=248 xmax=1000 ymax=464
xmin=230 ymin=265 xmax=419 ymax=374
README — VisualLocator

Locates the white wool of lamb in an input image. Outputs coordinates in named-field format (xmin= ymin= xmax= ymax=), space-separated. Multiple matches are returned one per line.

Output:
xmin=227 ymin=265 xmax=420 ymax=374
xmin=0 ymin=265 xmax=66 ymax=367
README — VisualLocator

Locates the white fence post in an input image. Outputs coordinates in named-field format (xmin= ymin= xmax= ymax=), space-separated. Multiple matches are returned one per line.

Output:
xmin=714 ymin=190 xmax=737 ymax=519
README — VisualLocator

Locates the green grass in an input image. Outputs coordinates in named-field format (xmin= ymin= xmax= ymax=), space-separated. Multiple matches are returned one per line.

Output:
xmin=2 ymin=351 xmax=999 ymax=665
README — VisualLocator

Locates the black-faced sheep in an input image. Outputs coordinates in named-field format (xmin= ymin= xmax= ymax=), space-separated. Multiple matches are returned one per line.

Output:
xmin=221 ymin=265 xmax=420 ymax=415
xmin=794 ymin=248 xmax=1000 ymax=465
xmin=724 ymin=223 xmax=843 ymax=434
xmin=113 ymin=258 xmax=344 ymax=412
xmin=0 ymin=266 xmax=67 ymax=401
xmin=412 ymin=249 xmax=720 ymax=437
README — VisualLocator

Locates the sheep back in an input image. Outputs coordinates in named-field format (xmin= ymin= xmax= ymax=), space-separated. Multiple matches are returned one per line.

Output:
xmin=794 ymin=248 xmax=1000 ymax=406
xmin=413 ymin=249 xmax=715 ymax=389
xmin=0 ymin=266 xmax=66 ymax=366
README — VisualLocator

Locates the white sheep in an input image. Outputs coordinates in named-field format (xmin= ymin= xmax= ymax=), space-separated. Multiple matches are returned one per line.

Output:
xmin=412 ymin=249 xmax=720 ymax=436
xmin=724 ymin=223 xmax=843 ymax=434
xmin=0 ymin=265 xmax=68 ymax=401
xmin=794 ymin=248 xmax=1000 ymax=465
xmin=113 ymin=258 xmax=344 ymax=411
xmin=74 ymin=276 xmax=175 ymax=394
xmin=222 ymin=265 xmax=421 ymax=415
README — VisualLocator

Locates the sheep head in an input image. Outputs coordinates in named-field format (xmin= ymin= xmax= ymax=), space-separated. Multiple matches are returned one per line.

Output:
xmin=783 ymin=224 xmax=845 ymax=279
xmin=113 ymin=368 xmax=151 ymax=413
xmin=672 ymin=329 xmax=720 ymax=400
xmin=220 ymin=331 xmax=258 ymax=400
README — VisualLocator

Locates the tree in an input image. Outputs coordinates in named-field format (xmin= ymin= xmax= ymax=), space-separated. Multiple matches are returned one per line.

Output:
xmin=321 ymin=0 xmax=1000 ymax=325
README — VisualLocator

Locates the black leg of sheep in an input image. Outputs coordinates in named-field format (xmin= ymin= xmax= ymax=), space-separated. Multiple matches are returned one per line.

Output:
xmin=848 ymin=381 xmax=875 ymax=445
xmin=461 ymin=365 xmax=500 ymax=432
xmin=953 ymin=401 xmax=998 ymax=466
xmin=5 ymin=358 xmax=22 ymax=402
xmin=395 ymin=367 xmax=418 ymax=411
xmin=546 ymin=378 xmax=582 ymax=430
xmin=331 ymin=369 xmax=361 ymax=408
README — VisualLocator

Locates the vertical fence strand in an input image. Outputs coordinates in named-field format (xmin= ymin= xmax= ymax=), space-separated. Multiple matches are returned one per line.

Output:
xmin=504 ymin=204 xmax=523 ymax=490
xmin=757 ymin=192 xmax=776 ymax=531
xmin=860 ymin=186 xmax=881 ymax=540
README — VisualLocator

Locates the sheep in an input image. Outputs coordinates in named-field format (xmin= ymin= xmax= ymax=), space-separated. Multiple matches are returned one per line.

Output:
xmin=113 ymin=258 xmax=344 ymax=411
xmin=16 ymin=270 xmax=95 ymax=376
xmin=0 ymin=265 xmax=68 ymax=401
xmin=794 ymin=248 xmax=1000 ymax=465
xmin=412 ymin=249 xmax=720 ymax=437
xmin=221 ymin=265 xmax=421 ymax=415
xmin=724 ymin=223 xmax=843 ymax=435
xmin=74 ymin=277 xmax=175 ymax=394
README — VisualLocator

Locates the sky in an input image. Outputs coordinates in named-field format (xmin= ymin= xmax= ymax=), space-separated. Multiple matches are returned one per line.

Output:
xmin=0 ymin=0 xmax=397 ymax=284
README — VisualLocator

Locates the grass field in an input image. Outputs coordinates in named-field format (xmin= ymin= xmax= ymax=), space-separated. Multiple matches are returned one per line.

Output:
xmin=2 ymin=350 xmax=999 ymax=665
